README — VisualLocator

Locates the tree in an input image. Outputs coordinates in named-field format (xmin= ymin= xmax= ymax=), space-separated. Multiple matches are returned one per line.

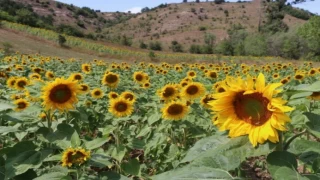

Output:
xmin=58 ymin=35 xmax=66 ymax=47
xmin=170 ymin=41 xmax=183 ymax=52
xmin=298 ymin=16 xmax=320 ymax=60
xmin=183 ymin=0 xmax=188 ymax=2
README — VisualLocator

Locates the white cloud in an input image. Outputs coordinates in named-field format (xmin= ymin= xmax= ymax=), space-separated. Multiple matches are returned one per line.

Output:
xmin=124 ymin=7 xmax=142 ymax=14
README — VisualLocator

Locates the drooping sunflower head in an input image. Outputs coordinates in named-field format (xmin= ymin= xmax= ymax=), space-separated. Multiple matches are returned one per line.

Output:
xmin=45 ymin=71 xmax=55 ymax=80
xmin=133 ymin=71 xmax=147 ymax=84
xmin=82 ymin=63 xmax=91 ymax=74
xmin=61 ymin=148 xmax=91 ymax=167
xmin=102 ymin=72 xmax=120 ymax=88
xmin=70 ymin=73 xmax=84 ymax=82
xmin=161 ymin=101 xmax=189 ymax=120
xmin=91 ymin=88 xmax=104 ymax=99
xmin=200 ymin=94 xmax=215 ymax=109
xmin=78 ymin=84 xmax=90 ymax=94
xmin=108 ymin=91 xmax=119 ymax=99
xmin=6 ymin=77 xmax=17 ymax=89
xmin=29 ymin=73 xmax=41 ymax=80
xmin=181 ymin=82 xmax=206 ymax=100
xmin=32 ymin=67 xmax=43 ymax=74
xmin=14 ymin=99 xmax=29 ymax=112
xmin=209 ymin=73 xmax=294 ymax=147
xmin=121 ymin=91 xmax=136 ymax=102
xmin=157 ymin=84 xmax=179 ymax=101
xmin=14 ymin=77 xmax=29 ymax=90
xmin=108 ymin=97 xmax=134 ymax=117
xmin=280 ymin=78 xmax=289 ymax=85
xmin=41 ymin=77 xmax=80 ymax=111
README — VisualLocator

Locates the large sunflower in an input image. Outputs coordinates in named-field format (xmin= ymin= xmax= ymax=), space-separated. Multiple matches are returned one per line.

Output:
xmin=15 ymin=77 xmax=29 ymax=90
xmin=102 ymin=72 xmax=120 ymax=88
xmin=41 ymin=77 xmax=80 ymax=111
xmin=157 ymin=84 xmax=179 ymax=101
xmin=109 ymin=97 xmax=134 ymax=117
xmin=209 ymin=73 xmax=293 ymax=147
xmin=14 ymin=99 xmax=29 ymax=111
xmin=181 ymin=82 xmax=206 ymax=100
xmin=61 ymin=148 xmax=90 ymax=167
xmin=91 ymin=88 xmax=104 ymax=99
xmin=161 ymin=101 xmax=189 ymax=120
xmin=82 ymin=63 xmax=91 ymax=74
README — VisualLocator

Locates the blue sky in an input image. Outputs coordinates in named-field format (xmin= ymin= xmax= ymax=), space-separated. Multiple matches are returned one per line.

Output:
xmin=56 ymin=0 xmax=320 ymax=14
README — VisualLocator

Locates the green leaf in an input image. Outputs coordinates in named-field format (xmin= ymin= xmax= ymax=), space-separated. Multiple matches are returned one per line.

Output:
xmin=100 ymin=125 xmax=116 ymax=135
xmin=296 ymin=81 xmax=320 ymax=92
xmin=127 ymin=138 xmax=145 ymax=149
xmin=267 ymin=151 xmax=299 ymax=180
xmin=71 ymin=130 xmax=81 ymax=147
xmin=0 ymin=125 xmax=20 ymax=134
xmin=136 ymin=126 xmax=151 ymax=137
xmin=147 ymin=113 xmax=161 ymax=125
xmin=34 ymin=166 xmax=70 ymax=180
xmin=109 ymin=145 xmax=126 ymax=162
xmin=121 ymin=159 xmax=140 ymax=176
xmin=5 ymin=150 xmax=48 ymax=179
xmin=181 ymin=134 xmax=229 ymax=163
xmin=289 ymin=92 xmax=313 ymax=100
xmin=304 ymin=112 xmax=320 ymax=138
xmin=152 ymin=166 xmax=234 ymax=180
xmin=46 ymin=124 xmax=77 ymax=149
xmin=44 ymin=154 xmax=62 ymax=162
xmin=288 ymin=139 xmax=320 ymax=163
xmin=84 ymin=135 xmax=109 ymax=150
xmin=89 ymin=154 xmax=112 ymax=168
xmin=0 ymin=101 xmax=14 ymax=111
xmin=98 ymin=172 xmax=130 ymax=180
xmin=181 ymin=135 xmax=275 ymax=171
xmin=312 ymin=158 xmax=320 ymax=173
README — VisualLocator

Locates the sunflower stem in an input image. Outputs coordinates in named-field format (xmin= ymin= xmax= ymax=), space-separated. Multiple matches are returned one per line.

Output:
xmin=283 ymin=129 xmax=307 ymax=151
xmin=277 ymin=131 xmax=283 ymax=151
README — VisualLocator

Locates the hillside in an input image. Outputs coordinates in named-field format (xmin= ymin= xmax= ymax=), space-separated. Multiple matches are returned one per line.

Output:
xmin=103 ymin=0 xmax=307 ymax=51
xmin=1 ymin=0 xmax=134 ymax=36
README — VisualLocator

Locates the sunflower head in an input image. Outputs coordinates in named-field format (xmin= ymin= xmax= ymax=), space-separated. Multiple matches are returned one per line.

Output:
xmin=70 ymin=73 xmax=84 ymax=82
xmin=294 ymin=73 xmax=304 ymax=81
xmin=143 ymin=82 xmax=151 ymax=89
xmin=29 ymin=73 xmax=41 ymax=80
xmin=102 ymin=72 xmax=120 ymax=88
xmin=187 ymin=71 xmax=196 ymax=78
xmin=78 ymin=84 xmax=90 ymax=94
xmin=109 ymin=97 xmax=134 ymax=117
xmin=91 ymin=88 xmax=104 ymax=99
xmin=82 ymin=63 xmax=91 ymax=74
xmin=108 ymin=92 xmax=119 ymax=99
xmin=6 ymin=77 xmax=17 ymax=89
xmin=41 ymin=77 xmax=80 ymax=111
xmin=14 ymin=99 xmax=29 ymax=111
xmin=207 ymin=71 xmax=218 ymax=79
xmin=200 ymin=94 xmax=215 ymax=109
xmin=158 ymin=84 xmax=178 ymax=101
xmin=15 ymin=77 xmax=29 ymax=90
xmin=209 ymin=73 xmax=293 ymax=147
xmin=45 ymin=71 xmax=55 ymax=80
xmin=121 ymin=91 xmax=136 ymax=102
xmin=61 ymin=148 xmax=91 ymax=167
xmin=162 ymin=101 xmax=189 ymax=120
xmin=181 ymin=82 xmax=206 ymax=100
xmin=133 ymin=72 xmax=147 ymax=84
xmin=308 ymin=92 xmax=320 ymax=101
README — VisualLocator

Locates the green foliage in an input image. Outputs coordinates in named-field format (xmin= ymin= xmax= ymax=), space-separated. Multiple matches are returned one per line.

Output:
xmin=120 ymin=35 xmax=132 ymax=47
xmin=139 ymin=41 xmax=148 ymax=49
xmin=149 ymin=41 xmax=162 ymax=51
xmin=170 ymin=41 xmax=183 ymax=52
xmin=283 ymin=5 xmax=312 ymax=20
xmin=75 ymin=7 xmax=98 ymax=19
xmin=58 ymin=35 xmax=66 ymax=47
xmin=56 ymin=24 xmax=84 ymax=37
xmin=298 ymin=16 xmax=320 ymax=61
xmin=244 ymin=34 xmax=267 ymax=56
xmin=2 ymin=42 xmax=13 ymax=55
xmin=198 ymin=26 xmax=207 ymax=31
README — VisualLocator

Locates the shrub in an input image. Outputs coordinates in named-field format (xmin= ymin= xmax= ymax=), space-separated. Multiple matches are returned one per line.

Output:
xmin=198 ymin=26 xmax=207 ymax=31
xmin=58 ymin=35 xmax=66 ymax=46
xmin=149 ymin=41 xmax=162 ymax=51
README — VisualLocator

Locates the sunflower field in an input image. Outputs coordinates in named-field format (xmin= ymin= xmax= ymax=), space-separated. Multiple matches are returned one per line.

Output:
xmin=0 ymin=54 xmax=320 ymax=180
